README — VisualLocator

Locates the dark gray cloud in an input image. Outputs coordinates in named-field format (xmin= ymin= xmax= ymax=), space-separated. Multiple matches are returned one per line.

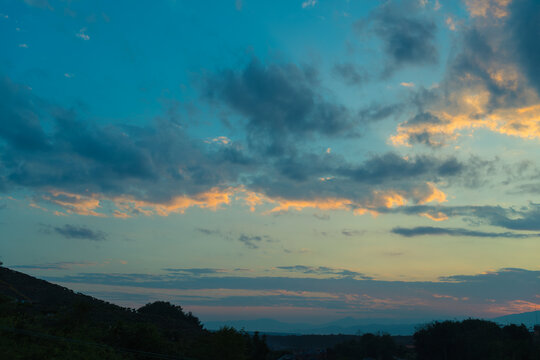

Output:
xmin=0 ymin=72 xmax=501 ymax=214
xmin=333 ymin=63 xmax=369 ymax=86
xmin=43 ymin=267 xmax=540 ymax=301
xmin=162 ymin=268 xmax=223 ymax=276
xmin=276 ymin=265 xmax=371 ymax=279
xmin=364 ymin=0 xmax=438 ymax=76
xmin=195 ymin=228 xmax=220 ymax=236
xmin=357 ymin=103 xmax=404 ymax=123
xmin=54 ymin=224 xmax=107 ymax=241
xmin=195 ymin=228 xmax=273 ymax=249
xmin=0 ymin=68 xmax=505 ymax=215
xmin=400 ymin=112 xmax=449 ymax=147
xmin=340 ymin=152 xmax=464 ymax=184
xmin=391 ymin=226 xmax=540 ymax=238
xmin=238 ymin=234 xmax=273 ymax=249
xmin=249 ymin=152 xmax=495 ymax=204
xmin=0 ymin=76 xmax=253 ymax=205
xmin=341 ymin=229 xmax=365 ymax=237
xmin=204 ymin=58 xmax=356 ymax=156
xmin=386 ymin=203 xmax=540 ymax=231
xmin=313 ymin=213 xmax=330 ymax=221
xmin=0 ymin=77 xmax=49 ymax=151
xmin=42 ymin=267 xmax=540 ymax=319
xmin=12 ymin=262 xmax=95 ymax=270
xmin=506 ymin=0 xmax=540 ymax=94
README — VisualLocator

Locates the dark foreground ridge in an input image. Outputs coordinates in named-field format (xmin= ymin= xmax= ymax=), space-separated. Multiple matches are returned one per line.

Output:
xmin=0 ymin=266 xmax=269 ymax=359
xmin=1 ymin=265 xmax=539 ymax=360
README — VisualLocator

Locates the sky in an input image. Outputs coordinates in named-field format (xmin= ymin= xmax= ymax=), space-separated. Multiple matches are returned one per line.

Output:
xmin=1 ymin=0 xmax=540 ymax=324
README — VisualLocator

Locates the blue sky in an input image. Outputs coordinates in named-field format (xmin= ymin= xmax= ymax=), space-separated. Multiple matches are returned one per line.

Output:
xmin=1 ymin=0 xmax=540 ymax=324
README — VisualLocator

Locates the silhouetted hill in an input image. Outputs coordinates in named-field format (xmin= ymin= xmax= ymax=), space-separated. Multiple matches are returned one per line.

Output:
xmin=2 ymin=266 xmax=539 ymax=360
xmin=0 ymin=266 xmax=203 ymax=335
xmin=0 ymin=266 xmax=268 ymax=359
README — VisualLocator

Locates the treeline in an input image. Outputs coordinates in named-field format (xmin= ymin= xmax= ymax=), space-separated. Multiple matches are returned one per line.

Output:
xmin=327 ymin=319 xmax=540 ymax=360
xmin=0 ymin=295 xmax=270 ymax=360
xmin=3 ymin=292 xmax=540 ymax=360
xmin=414 ymin=319 xmax=540 ymax=360
xmin=2 ymin=263 xmax=540 ymax=360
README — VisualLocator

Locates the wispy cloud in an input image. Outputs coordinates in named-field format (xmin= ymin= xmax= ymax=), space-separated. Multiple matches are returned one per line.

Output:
xmin=76 ymin=28 xmax=90 ymax=40
xmin=302 ymin=0 xmax=317 ymax=9
xmin=52 ymin=224 xmax=107 ymax=241
xmin=41 ymin=267 xmax=540 ymax=320
xmin=238 ymin=234 xmax=274 ymax=249
xmin=392 ymin=226 xmax=540 ymax=238
xmin=13 ymin=262 xmax=98 ymax=270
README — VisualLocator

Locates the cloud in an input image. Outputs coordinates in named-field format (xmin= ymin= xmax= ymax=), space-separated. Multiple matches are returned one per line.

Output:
xmin=275 ymin=265 xmax=372 ymax=279
xmin=400 ymin=82 xmax=415 ymax=87
xmin=333 ymin=63 xmax=369 ymax=86
xmin=235 ymin=0 xmax=242 ymax=11
xmin=0 ymin=77 xmax=49 ymax=151
xmin=43 ymin=267 xmax=540 ymax=320
xmin=0 ymin=76 xmax=255 ymax=214
xmin=506 ymin=0 xmax=540 ymax=94
xmin=76 ymin=28 xmax=90 ymax=40
xmin=341 ymin=229 xmax=365 ymax=237
xmin=0 ymin=74 xmax=498 ymax=219
xmin=386 ymin=203 xmax=540 ymax=232
xmin=391 ymin=226 xmax=540 ymax=238
xmin=196 ymin=228 xmax=221 ymax=235
xmin=204 ymin=58 xmax=356 ymax=156
xmin=364 ymin=0 xmax=438 ymax=76
xmin=313 ymin=213 xmax=330 ymax=220
xmin=12 ymin=262 xmax=97 ymax=270
xmin=23 ymin=0 xmax=53 ymax=10
xmin=238 ymin=234 xmax=273 ymax=249
xmin=194 ymin=228 xmax=273 ymax=250
xmin=390 ymin=0 xmax=540 ymax=147
xmin=302 ymin=0 xmax=317 ymax=9
xmin=163 ymin=268 xmax=225 ymax=276
xmin=357 ymin=103 xmax=404 ymax=123
xmin=53 ymin=224 xmax=107 ymax=241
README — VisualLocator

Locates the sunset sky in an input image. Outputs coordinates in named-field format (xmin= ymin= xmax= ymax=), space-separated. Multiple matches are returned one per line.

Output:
xmin=1 ymin=0 xmax=540 ymax=324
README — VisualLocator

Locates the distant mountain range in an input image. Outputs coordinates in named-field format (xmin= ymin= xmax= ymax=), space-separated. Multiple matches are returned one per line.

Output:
xmin=205 ymin=311 xmax=540 ymax=335
xmin=493 ymin=310 xmax=540 ymax=327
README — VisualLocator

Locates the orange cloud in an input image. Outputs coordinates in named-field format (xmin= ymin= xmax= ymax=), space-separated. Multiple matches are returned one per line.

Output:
xmin=40 ymin=183 xmax=446 ymax=219
xmin=44 ymin=191 xmax=104 ymax=217
xmin=432 ymin=293 xmax=468 ymax=301
xmin=465 ymin=0 xmax=511 ymax=18
xmin=112 ymin=187 xmax=235 ymax=217
xmin=266 ymin=197 xmax=353 ymax=214
xmin=400 ymin=82 xmax=415 ymax=88
xmin=43 ymin=188 xmax=235 ymax=218
xmin=416 ymin=182 xmax=447 ymax=204
xmin=391 ymin=77 xmax=540 ymax=147
xmin=420 ymin=211 xmax=449 ymax=221
xmin=237 ymin=190 xmax=268 ymax=212
xmin=488 ymin=299 xmax=540 ymax=315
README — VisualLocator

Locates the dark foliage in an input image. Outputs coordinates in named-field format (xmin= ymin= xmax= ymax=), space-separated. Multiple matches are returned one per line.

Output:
xmin=0 ymin=266 xmax=270 ymax=360
xmin=2 ymin=267 xmax=540 ymax=360
xmin=414 ymin=319 xmax=540 ymax=360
